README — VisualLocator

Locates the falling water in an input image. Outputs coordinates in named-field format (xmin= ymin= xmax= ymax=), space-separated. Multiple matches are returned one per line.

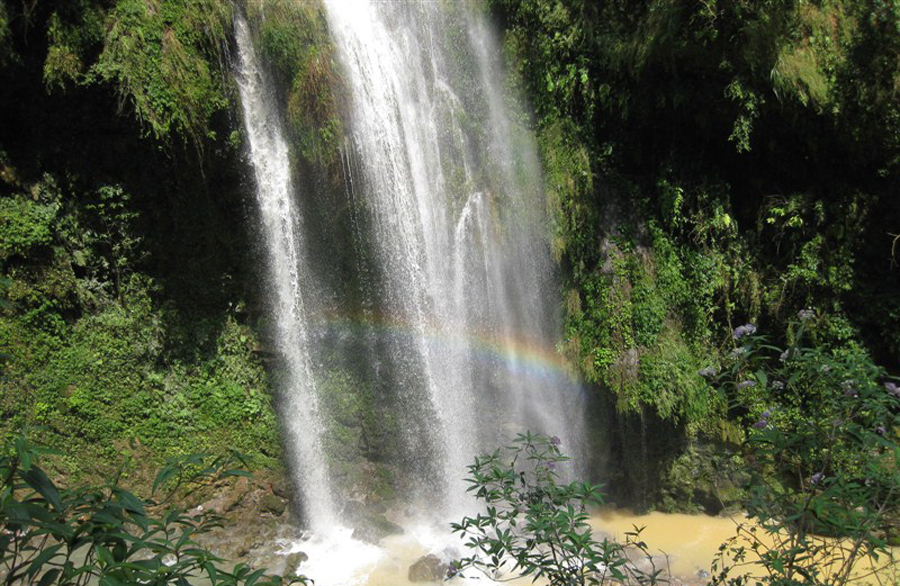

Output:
xmin=233 ymin=14 xmax=336 ymax=531
xmin=325 ymin=0 xmax=585 ymax=518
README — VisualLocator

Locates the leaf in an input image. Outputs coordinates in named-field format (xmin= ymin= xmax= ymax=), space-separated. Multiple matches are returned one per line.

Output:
xmin=26 ymin=543 xmax=63 ymax=577
xmin=116 ymin=489 xmax=146 ymax=516
xmin=37 ymin=569 xmax=61 ymax=586
xmin=244 ymin=568 xmax=267 ymax=586
xmin=21 ymin=467 xmax=62 ymax=511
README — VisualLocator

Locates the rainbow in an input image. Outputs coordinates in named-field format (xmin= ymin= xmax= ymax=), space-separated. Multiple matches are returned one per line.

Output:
xmin=304 ymin=308 xmax=584 ymax=389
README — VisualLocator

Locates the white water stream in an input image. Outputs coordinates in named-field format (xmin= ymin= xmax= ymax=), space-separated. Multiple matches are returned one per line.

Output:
xmin=324 ymin=0 xmax=585 ymax=519
xmin=234 ymin=14 xmax=336 ymax=530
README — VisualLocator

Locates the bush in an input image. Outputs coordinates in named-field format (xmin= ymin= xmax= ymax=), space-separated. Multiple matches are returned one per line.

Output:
xmin=0 ymin=431 xmax=303 ymax=586
xmin=451 ymin=432 xmax=667 ymax=586
xmin=706 ymin=314 xmax=900 ymax=586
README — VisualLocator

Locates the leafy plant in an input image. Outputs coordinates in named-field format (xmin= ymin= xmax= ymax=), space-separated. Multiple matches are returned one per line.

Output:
xmin=0 ymin=431 xmax=304 ymax=586
xmin=705 ymin=314 xmax=900 ymax=586
xmin=451 ymin=432 xmax=668 ymax=586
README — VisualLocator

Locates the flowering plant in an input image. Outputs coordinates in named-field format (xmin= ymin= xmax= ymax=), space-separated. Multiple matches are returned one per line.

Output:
xmin=706 ymin=312 xmax=900 ymax=586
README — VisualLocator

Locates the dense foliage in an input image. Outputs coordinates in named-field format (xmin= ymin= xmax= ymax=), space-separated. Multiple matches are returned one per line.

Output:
xmin=0 ymin=0 xmax=898 ymax=522
xmin=0 ymin=432 xmax=302 ymax=585
xmin=709 ymin=317 xmax=900 ymax=581
xmin=490 ymin=0 xmax=900 ymax=506
xmin=0 ymin=0 xmax=281 ymax=483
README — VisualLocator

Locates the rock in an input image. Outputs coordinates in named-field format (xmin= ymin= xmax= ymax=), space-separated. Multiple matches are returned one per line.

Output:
xmin=224 ymin=477 xmax=252 ymax=513
xmin=367 ymin=500 xmax=388 ymax=515
xmin=283 ymin=551 xmax=308 ymax=575
xmin=342 ymin=500 xmax=369 ymax=522
xmin=270 ymin=480 xmax=290 ymax=499
xmin=350 ymin=515 xmax=404 ymax=543
xmin=260 ymin=493 xmax=287 ymax=517
xmin=408 ymin=554 xmax=448 ymax=582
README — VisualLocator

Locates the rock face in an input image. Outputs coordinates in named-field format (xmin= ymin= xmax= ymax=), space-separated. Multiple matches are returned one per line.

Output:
xmin=408 ymin=554 xmax=448 ymax=582
xmin=260 ymin=493 xmax=287 ymax=517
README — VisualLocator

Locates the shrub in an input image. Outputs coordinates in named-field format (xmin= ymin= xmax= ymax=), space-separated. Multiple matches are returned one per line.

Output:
xmin=451 ymin=432 xmax=667 ymax=586
xmin=706 ymin=314 xmax=900 ymax=586
xmin=0 ymin=431 xmax=304 ymax=586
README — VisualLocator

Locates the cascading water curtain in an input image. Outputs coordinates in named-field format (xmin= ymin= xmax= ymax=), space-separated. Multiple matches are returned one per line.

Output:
xmin=233 ymin=13 xmax=337 ymax=531
xmin=324 ymin=0 xmax=586 ymax=520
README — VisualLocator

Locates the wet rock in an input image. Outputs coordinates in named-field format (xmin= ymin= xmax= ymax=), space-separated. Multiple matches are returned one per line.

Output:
xmin=283 ymin=551 xmax=308 ymax=575
xmin=260 ymin=493 xmax=287 ymax=517
xmin=367 ymin=500 xmax=388 ymax=515
xmin=342 ymin=500 xmax=369 ymax=522
xmin=224 ymin=477 xmax=252 ymax=513
xmin=270 ymin=480 xmax=290 ymax=500
xmin=408 ymin=554 xmax=448 ymax=582
xmin=351 ymin=515 xmax=404 ymax=543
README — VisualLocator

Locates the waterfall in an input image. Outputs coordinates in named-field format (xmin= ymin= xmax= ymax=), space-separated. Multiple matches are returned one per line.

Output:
xmin=324 ymin=0 xmax=585 ymax=518
xmin=232 ymin=0 xmax=584 ymax=540
xmin=233 ymin=14 xmax=337 ymax=531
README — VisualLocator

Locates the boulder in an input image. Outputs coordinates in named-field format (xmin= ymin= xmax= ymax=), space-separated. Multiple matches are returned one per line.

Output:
xmin=260 ymin=493 xmax=287 ymax=517
xmin=408 ymin=554 xmax=448 ymax=582
xmin=350 ymin=515 xmax=404 ymax=543
xmin=283 ymin=551 xmax=308 ymax=576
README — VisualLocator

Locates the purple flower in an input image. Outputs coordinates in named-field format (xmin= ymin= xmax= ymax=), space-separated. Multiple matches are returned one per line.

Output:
xmin=810 ymin=472 xmax=824 ymax=484
xmin=772 ymin=381 xmax=785 ymax=390
xmin=752 ymin=419 xmax=768 ymax=429
xmin=549 ymin=436 xmax=561 ymax=446
xmin=547 ymin=461 xmax=557 ymax=470
xmin=780 ymin=350 xmax=790 ymax=362
xmin=737 ymin=380 xmax=756 ymax=389
xmin=762 ymin=409 xmax=772 ymax=418
xmin=877 ymin=425 xmax=887 ymax=435
xmin=698 ymin=367 xmax=718 ymax=378
xmin=798 ymin=309 xmax=815 ymax=322
xmin=733 ymin=324 xmax=757 ymax=340
xmin=885 ymin=382 xmax=900 ymax=399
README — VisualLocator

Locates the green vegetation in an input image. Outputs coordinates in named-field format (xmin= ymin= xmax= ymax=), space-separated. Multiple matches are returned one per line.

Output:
xmin=457 ymin=389 xmax=899 ymax=585
xmin=0 ymin=0 xmax=285 ymax=488
xmin=39 ymin=0 xmax=233 ymax=142
xmin=0 ymin=0 xmax=897 ymax=530
xmin=248 ymin=0 xmax=343 ymax=167
xmin=0 ymin=432 xmax=303 ymax=585
xmin=452 ymin=432 xmax=666 ymax=586
xmin=0 ymin=173 xmax=280 ymax=482
xmin=707 ymin=318 xmax=900 ymax=583
xmin=491 ymin=0 xmax=900 ymax=507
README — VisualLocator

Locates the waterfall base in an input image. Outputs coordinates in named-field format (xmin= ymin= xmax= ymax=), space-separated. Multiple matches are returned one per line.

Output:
xmin=268 ymin=511 xmax=753 ymax=586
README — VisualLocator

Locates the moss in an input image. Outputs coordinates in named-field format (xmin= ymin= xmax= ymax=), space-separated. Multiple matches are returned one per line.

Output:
xmin=249 ymin=0 xmax=343 ymax=167
xmin=540 ymin=120 xmax=595 ymax=265
xmin=658 ymin=442 xmax=746 ymax=515
xmin=43 ymin=3 xmax=105 ymax=90
xmin=91 ymin=0 xmax=233 ymax=141
xmin=0 ymin=3 xmax=12 ymax=65
xmin=0 ymin=174 xmax=281 ymax=482
xmin=561 ymin=220 xmax=725 ymax=431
